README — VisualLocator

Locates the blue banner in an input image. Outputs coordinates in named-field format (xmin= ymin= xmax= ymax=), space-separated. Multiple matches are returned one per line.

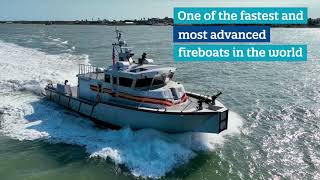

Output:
xmin=173 ymin=26 xmax=270 ymax=42
xmin=174 ymin=7 xmax=308 ymax=24
xmin=174 ymin=44 xmax=307 ymax=61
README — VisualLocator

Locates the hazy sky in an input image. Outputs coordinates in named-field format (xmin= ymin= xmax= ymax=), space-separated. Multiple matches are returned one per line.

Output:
xmin=0 ymin=0 xmax=319 ymax=20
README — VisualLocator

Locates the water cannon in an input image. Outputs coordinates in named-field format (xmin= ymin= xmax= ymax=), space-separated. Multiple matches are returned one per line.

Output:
xmin=197 ymin=91 xmax=222 ymax=110
xmin=211 ymin=92 xmax=222 ymax=105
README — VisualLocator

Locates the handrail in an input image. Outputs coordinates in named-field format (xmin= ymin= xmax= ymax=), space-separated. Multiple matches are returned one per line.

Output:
xmin=78 ymin=64 xmax=101 ymax=75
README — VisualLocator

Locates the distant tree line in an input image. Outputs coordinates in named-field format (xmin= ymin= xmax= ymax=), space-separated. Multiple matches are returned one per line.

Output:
xmin=0 ymin=17 xmax=320 ymax=27
xmin=0 ymin=17 xmax=174 ymax=26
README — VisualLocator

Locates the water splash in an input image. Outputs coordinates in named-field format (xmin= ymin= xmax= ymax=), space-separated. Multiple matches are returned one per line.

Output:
xmin=0 ymin=41 xmax=243 ymax=178
xmin=0 ymin=40 xmax=88 ymax=94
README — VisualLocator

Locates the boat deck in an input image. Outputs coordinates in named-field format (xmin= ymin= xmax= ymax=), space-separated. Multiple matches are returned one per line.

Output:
xmin=165 ymin=96 xmax=224 ymax=112
xmin=166 ymin=98 xmax=199 ymax=112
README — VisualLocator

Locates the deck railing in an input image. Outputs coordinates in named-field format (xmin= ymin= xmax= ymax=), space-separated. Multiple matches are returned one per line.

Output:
xmin=78 ymin=64 xmax=100 ymax=75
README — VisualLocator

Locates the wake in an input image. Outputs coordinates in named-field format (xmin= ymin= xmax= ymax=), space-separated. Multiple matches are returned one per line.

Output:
xmin=0 ymin=40 xmax=243 ymax=178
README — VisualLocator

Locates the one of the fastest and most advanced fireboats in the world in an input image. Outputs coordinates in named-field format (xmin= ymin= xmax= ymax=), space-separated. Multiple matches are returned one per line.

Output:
xmin=45 ymin=30 xmax=229 ymax=133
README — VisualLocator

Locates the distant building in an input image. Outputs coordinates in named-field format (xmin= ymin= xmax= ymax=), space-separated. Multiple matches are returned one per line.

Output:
xmin=125 ymin=21 xmax=135 ymax=25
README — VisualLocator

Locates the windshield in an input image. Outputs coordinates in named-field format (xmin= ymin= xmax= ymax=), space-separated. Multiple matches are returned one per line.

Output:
xmin=152 ymin=75 xmax=165 ymax=86
xmin=135 ymin=78 xmax=153 ymax=88
xmin=134 ymin=74 xmax=167 ymax=90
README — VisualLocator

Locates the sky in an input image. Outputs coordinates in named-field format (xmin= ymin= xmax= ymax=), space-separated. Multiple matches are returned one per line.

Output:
xmin=0 ymin=0 xmax=319 ymax=21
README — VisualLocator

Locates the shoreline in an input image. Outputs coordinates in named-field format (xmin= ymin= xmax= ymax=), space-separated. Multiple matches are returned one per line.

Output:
xmin=0 ymin=23 xmax=319 ymax=28
xmin=1 ymin=21 xmax=320 ymax=28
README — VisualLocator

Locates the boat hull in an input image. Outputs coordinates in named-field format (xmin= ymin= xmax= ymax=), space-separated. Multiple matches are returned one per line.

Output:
xmin=45 ymin=88 xmax=228 ymax=133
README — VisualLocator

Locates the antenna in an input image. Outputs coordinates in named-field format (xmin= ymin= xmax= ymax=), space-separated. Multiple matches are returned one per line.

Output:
xmin=113 ymin=27 xmax=127 ymax=54
xmin=115 ymin=27 xmax=122 ymax=43
xmin=112 ymin=27 xmax=125 ymax=65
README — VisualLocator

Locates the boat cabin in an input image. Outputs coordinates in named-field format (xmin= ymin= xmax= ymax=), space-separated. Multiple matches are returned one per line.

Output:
xmin=77 ymin=31 xmax=188 ymax=108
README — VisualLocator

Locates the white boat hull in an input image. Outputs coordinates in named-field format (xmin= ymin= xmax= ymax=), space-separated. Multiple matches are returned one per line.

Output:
xmin=45 ymin=88 xmax=228 ymax=133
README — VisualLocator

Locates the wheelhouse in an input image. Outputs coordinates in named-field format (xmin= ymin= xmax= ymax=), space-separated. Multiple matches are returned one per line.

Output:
xmin=104 ymin=65 xmax=176 ymax=90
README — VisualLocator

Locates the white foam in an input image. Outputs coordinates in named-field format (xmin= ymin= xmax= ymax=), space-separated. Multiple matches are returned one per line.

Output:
xmin=0 ymin=40 xmax=88 ymax=94
xmin=0 ymin=41 xmax=244 ymax=178
xmin=47 ymin=37 xmax=69 ymax=47
xmin=51 ymin=37 xmax=61 ymax=42
xmin=0 ymin=94 xmax=195 ymax=178
xmin=171 ymin=111 xmax=243 ymax=151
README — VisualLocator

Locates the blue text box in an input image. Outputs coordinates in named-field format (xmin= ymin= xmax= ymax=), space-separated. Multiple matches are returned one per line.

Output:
xmin=174 ymin=44 xmax=307 ymax=61
xmin=174 ymin=7 xmax=308 ymax=24
xmin=174 ymin=26 xmax=270 ymax=42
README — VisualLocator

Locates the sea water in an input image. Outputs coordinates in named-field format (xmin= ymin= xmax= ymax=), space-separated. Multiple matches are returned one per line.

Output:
xmin=0 ymin=24 xmax=319 ymax=179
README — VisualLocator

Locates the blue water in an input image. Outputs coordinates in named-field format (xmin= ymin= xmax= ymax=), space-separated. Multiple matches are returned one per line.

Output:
xmin=0 ymin=24 xmax=319 ymax=179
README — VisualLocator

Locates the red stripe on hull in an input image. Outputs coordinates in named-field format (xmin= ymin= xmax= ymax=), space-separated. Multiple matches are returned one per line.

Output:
xmin=89 ymin=86 xmax=187 ymax=107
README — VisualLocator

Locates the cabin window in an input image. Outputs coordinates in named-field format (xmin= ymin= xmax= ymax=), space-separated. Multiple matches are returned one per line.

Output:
xmin=98 ymin=84 xmax=102 ymax=92
xmin=135 ymin=78 xmax=153 ymax=88
xmin=105 ymin=74 xmax=110 ymax=83
xmin=119 ymin=77 xmax=133 ymax=87
xmin=170 ymin=88 xmax=179 ymax=100
xmin=113 ymin=76 xmax=117 ymax=85
xmin=130 ymin=68 xmax=148 ymax=73
xmin=152 ymin=76 xmax=165 ymax=86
